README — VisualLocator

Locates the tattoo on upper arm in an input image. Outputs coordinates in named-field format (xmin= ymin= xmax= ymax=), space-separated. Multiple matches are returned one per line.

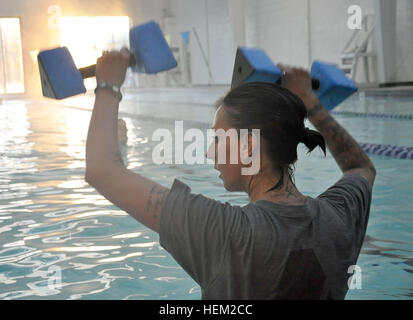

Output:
xmin=146 ymin=185 xmax=169 ymax=219
xmin=111 ymin=151 xmax=124 ymax=166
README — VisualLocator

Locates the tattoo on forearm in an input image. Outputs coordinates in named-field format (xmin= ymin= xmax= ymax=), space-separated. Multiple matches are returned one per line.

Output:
xmin=146 ymin=185 xmax=169 ymax=219
xmin=307 ymin=102 xmax=323 ymax=118
xmin=314 ymin=113 xmax=372 ymax=171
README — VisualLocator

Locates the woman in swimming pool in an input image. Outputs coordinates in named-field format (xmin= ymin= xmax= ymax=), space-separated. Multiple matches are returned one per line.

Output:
xmin=85 ymin=48 xmax=375 ymax=299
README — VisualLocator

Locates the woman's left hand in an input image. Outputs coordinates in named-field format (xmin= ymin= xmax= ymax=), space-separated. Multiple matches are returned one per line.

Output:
xmin=95 ymin=47 xmax=130 ymax=87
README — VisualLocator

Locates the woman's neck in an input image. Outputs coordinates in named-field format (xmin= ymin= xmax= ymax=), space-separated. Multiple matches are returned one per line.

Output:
xmin=246 ymin=168 xmax=307 ymax=205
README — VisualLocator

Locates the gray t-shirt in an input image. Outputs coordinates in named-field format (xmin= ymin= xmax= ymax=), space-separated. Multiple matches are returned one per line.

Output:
xmin=159 ymin=174 xmax=372 ymax=300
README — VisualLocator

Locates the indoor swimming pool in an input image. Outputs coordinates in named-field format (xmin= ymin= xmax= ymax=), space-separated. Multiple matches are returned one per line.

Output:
xmin=0 ymin=89 xmax=412 ymax=299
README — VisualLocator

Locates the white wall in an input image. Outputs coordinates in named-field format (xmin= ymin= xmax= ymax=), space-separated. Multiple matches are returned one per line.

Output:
xmin=244 ymin=0 xmax=411 ymax=85
xmin=175 ymin=0 xmax=211 ymax=85
xmin=205 ymin=0 xmax=235 ymax=84
xmin=245 ymin=0 xmax=376 ymax=82
xmin=308 ymin=0 xmax=374 ymax=66
xmin=135 ymin=0 xmax=235 ymax=85
xmin=245 ymin=0 xmax=310 ymax=67
xmin=395 ymin=0 xmax=413 ymax=82
xmin=170 ymin=0 xmax=235 ymax=85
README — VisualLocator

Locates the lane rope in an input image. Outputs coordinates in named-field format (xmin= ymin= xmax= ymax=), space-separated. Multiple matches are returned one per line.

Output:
xmin=331 ymin=111 xmax=413 ymax=120
xmin=360 ymin=143 xmax=413 ymax=159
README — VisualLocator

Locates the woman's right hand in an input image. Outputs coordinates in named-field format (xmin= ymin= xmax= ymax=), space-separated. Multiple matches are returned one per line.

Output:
xmin=96 ymin=47 xmax=130 ymax=87
xmin=277 ymin=64 xmax=320 ymax=112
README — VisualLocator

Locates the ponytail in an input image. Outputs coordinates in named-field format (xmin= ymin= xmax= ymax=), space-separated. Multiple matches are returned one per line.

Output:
xmin=300 ymin=127 xmax=326 ymax=156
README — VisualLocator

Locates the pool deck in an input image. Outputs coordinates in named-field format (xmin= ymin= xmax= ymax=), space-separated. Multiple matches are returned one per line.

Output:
xmin=360 ymin=85 xmax=413 ymax=97
xmin=1 ymin=85 xmax=412 ymax=125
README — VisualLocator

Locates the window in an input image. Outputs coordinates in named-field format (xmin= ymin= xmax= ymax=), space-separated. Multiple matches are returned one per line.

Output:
xmin=0 ymin=18 xmax=25 ymax=94
xmin=59 ymin=16 xmax=130 ymax=90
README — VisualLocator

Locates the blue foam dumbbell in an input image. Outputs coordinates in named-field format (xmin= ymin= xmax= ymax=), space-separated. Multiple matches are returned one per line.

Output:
xmin=231 ymin=47 xmax=283 ymax=87
xmin=38 ymin=21 xmax=177 ymax=99
xmin=231 ymin=47 xmax=357 ymax=110
xmin=310 ymin=61 xmax=358 ymax=110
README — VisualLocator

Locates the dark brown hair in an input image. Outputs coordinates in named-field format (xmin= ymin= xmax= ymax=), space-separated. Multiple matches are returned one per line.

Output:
xmin=221 ymin=82 xmax=326 ymax=191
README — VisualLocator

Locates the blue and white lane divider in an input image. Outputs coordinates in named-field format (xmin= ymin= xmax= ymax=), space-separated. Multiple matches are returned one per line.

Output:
xmin=330 ymin=111 xmax=413 ymax=159
xmin=360 ymin=143 xmax=413 ymax=159
xmin=331 ymin=111 xmax=413 ymax=120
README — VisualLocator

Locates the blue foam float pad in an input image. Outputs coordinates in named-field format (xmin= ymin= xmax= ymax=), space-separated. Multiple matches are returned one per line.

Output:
xmin=181 ymin=31 xmax=190 ymax=44
xmin=38 ymin=47 xmax=85 ymax=99
xmin=129 ymin=21 xmax=177 ymax=74
xmin=311 ymin=60 xmax=358 ymax=110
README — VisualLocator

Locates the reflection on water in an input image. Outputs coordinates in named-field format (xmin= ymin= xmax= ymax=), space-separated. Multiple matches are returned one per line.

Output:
xmin=0 ymin=101 xmax=197 ymax=300
xmin=0 ymin=98 xmax=412 ymax=300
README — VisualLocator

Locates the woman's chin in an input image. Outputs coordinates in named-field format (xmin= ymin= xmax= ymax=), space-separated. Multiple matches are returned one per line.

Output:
xmin=219 ymin=174 xmax=238 ymax=191
xmin=222 ymin=180 xmax=236 ymax=192
xmin=219 ymin=174 xmax=228 ymax=188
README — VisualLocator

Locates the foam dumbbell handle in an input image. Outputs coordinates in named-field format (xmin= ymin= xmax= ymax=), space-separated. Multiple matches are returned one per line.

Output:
xmin=78 ymin=65 xmax=96 ymax=79
xmin=78 ymin=53 xmax=137 ymax=80
xmin=276 ymin=75 xmax=320 ymax=90
xmin=311 ymin=78 xmax=320 ymax=90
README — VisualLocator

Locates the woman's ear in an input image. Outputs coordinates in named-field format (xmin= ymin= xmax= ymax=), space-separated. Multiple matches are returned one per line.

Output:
xmin=241 ymin=133 xmax=252 ymax=158
xmin=240 ymin=130 xmax=260 ymax=159
xmin=240 ymin=130 xmax=261 ymax=175
xmin=248 ymin=130 xmax=261 ymax=157
xmin=247 ymin=131 xmax=254 ymax=157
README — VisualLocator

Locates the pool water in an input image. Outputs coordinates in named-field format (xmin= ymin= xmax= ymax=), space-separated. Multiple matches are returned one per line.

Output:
xmin=0 ymin=90 xmax=412 ymax=300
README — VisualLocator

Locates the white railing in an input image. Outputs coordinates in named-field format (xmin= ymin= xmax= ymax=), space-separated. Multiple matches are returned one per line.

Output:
xmin=340 ymin=14 xmax=376 ymax=84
